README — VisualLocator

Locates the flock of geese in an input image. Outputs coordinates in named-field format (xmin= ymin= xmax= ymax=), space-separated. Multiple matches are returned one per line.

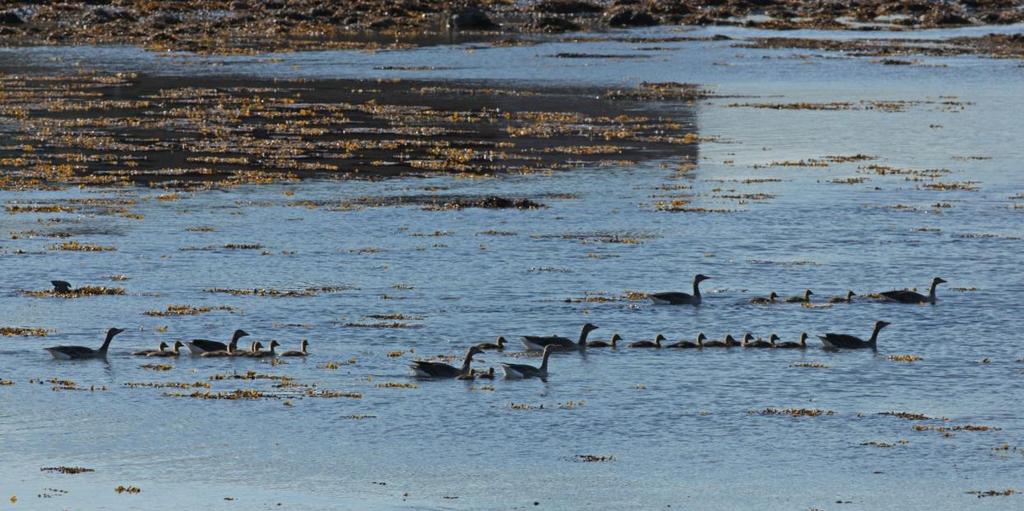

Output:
xmin=41 ymin=275 xmax=946 ymax=381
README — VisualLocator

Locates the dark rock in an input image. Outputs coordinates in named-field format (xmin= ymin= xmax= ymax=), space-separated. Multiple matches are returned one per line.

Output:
xmin=448 ymin=7 xmax=499 ymax=31
xmin=710 ymin=34 xmax=732 ymax=40
xmin=923 ymin=6 xmax=970 ymax=25
xmin=88 ymin=6 xmax=135 ymax=24
xmin=605 ymin=8 xmax=658 ymax=27
xmin=534 ymin=1 xmax=603 ymax=15
xmin=368 ymin=17 xmax=396 ymax=30
xmin=1 ymin=8 xmax=29 ymax=25
xmin=149 ymin=12 xmax=181 ymax=28
xmin=532 ymin=16 xmax=581 ymax=33
xmin=263 ymin=0 xmax=286 ymax=10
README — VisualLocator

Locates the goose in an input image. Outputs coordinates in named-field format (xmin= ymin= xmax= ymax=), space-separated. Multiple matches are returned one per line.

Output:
xmin=829 ymin=291 xmax=856 ymax=303
xmin=187 ymin=329 xmax=249 ymax=356
xmin=241 ymin=342 xmax=264 ymax=358
xmin=649 ymin=274 xmax=710 ymax=305
xmin=51 ymin=280 xmax=73 ymax=293
xmin=774 ymin=333 xmax=809 ymax=349
xmin=702 ymin=334 xmax=737 ymax=348
xmin=44 ymin=327 xmax=124 ymax=360
xmin=199 ymin=344 xmax=236 ymax=358
xmin=279 ymin=340 xmax=309 ymax=357
xmin=820 ymin=321 xmax=889 ymax=351
xmin=501 ymin=345 xmax=558 ymax=380
xmin=785 ymin=289 xmax=813 ymax=303
xmin=588 ymin=333 xmax=621 ymax=348
xmin=667 ymin=332 xmax=706 ymax=349
xmin=629 ymin=334 xmax=665 ymax=348
xmin=474 ymin=336 xmax=506 ymax=351
xmin=147 ymin=341 xmax=184 ymax=357
xmin=251 ymin=340 xmax=280 ymax=358
xmin=133 ymin=342 xmax=167 ymax=356
xmin=742 ymin=333 xmax=773 ymax=348
xmin=880 ymin=277 xmax=946 ymax=304
xmin=477 ymin=367 xmax=495 ymax=379
xmin=231 ymin=340 xmax=258 ymax=357
xmin=410 ymin=346 xmax=483 ymax=378
xmin=750 ymin=292 xmax=778 ymax=304
xmin=522 ymin=323 xmax=597 ymax=351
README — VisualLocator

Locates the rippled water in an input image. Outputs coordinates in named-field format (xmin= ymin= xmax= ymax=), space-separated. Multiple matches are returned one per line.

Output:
xmin=2 ymin=25 xmax=1024 ymax=510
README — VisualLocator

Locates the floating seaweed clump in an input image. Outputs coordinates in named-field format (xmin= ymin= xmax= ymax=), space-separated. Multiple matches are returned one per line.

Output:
xmin=573 ymin=454 xmax=614 ymax=463
xmin=143 ymin=304 xmax=235 ymax=317
xmin=165 ymin=389 xmax=271 ymax=400
xmin=888 ymin=354 xmax=923 ymax=362
xmin=124 ymin=381 xmax=210 ymax=389
xmin=204 ymin=286 xmax=351 ymax=297
xmin=41 ymin=466 xmax=94 ymax=475
xmin=114 ymin=486 xmax=141 ymax=494
xmin=49 ymin=241 xmax=116 ymax=252
xmin=376 ymin=382 xmax=418 ymax=389
xmin=140 ymin=364 xmax=173 ymax=371
xmin=861 ymin=440 xmax=909 ymax=448
xmin=879 ymin=411 xmax=946 ymax=421
xmin=753 ymin=407 xmax=834 ymax=417
xmin=24 ymin=286 xmax=125 ymax=298
xmin=791 ymin=361 xmax=830 ymax=368
xmin=0 ymin=326 xmax=50 ymax=336
xmin=966 ymin=489 xmax=1016 ymax=498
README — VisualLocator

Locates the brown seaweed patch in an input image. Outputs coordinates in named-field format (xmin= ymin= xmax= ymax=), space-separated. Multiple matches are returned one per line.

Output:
xmin=204 ymin=286 xmax=351 ymax=297
xmin=573 ymin=454 xmax=614 ymax=462
xmin=23 ymin=286 xmax=125 ymax=298
xmin=143 ymin=304 xmax=236 ymax=317
xmin=752 ymin=407 xmax=834 ymax=417
xmin=888 ymin=354 xmax=923 ymax=362
xmin=861 ymin=440 xmax=909 ymax=448
xmin=41 ymin=466 xmax=95 ymax=475
xmin=115 ymin=486 xmax=141 ymax=495
xmin=880 ymin=411 xmax=946 ymax=421
xmin=966 ymin=489 xmax=1017 ymax=498
xmin=48 ymin=241 xmax=116 ymax=252
xmin=791 ymin=361 xmax=830 ymax=369
xmin=1 ymin=326 xmax=51 ymax=336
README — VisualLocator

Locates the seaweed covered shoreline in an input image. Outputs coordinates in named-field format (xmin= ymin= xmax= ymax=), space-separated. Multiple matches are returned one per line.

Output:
xmin=1 ymin=1 xmax=1024 ymax=54
xmin=0 ymin=72 xmax=700 ymax=190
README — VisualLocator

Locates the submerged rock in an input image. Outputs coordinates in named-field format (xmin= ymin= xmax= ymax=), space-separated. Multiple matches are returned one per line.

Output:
xmin=604 ymin=8 xmax=658 ymax=28
xmin=531 ymin=16 xmax=582 ymax=33
xmin=448 ymin=7 xmax=499 ymax=31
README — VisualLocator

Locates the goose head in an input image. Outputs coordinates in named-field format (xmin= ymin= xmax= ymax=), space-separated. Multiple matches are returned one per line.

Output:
xmin=932 ymin=277 xmax=947 ymax=285
xmin=172 ymin=340 xmax=184 ymax=352
xmin=694 ymin=274 xmax=711 ymax=283
xmin=697 ymin=332 xmax=707 ymax=342
xmin=268 ymin=340 xmax=280 ymax=350
xmin=581 ymin=323 xmax=599 ymax=333
xmin=232 ymin=329 xmax=250 ymax=341
xmin=300 ymin=339 xmax=309 ymax=351
xmin=495 ymin=336 xmax=506 ymax=347
xmin=742 ymin=333 xmax=755 ymax=344
xmin=655 ymin=334 xmax=666 ymax=345
xmin=874 ymin=321 xmax=891 ymax=330
xmin=107 ymin=327 xmax=126 ymax=337
xmin=769 ymin=292 xmax=778 ymax=300
xmin=769 ymin=334 xmax=780 ymax=342
xmin=157 ymin=341 xmax=169 ymax=351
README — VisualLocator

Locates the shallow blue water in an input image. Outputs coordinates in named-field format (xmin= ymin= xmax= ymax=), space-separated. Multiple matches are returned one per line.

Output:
xmin=2 ymin=25 xmax=1024 ymax=510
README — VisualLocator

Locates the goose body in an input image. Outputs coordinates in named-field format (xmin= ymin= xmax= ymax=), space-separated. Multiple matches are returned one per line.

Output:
xmin=750 ymin=292 xmax=778 ymax=304
xmin=667 ymin=332 xmax=706 ymax=349
xmin=501 ymin=345 xmax=557 ymax=380
xmin=474 ymin=336 xmax=506 ymax=351
xmin=742 ymin=333 xmax=773 ymax=348
xmin=785 ymin=289 xmax=813 ymax=303
xmin=522 ymin=323 xmax=597 ymax=351
xmin=820 ymin=321 xmax=889 ymax=351
xmin=134 ymin=342 xmax=167 ymax=356
xmin=147 ymin=341 xmax=184 ymax=357
xmin=45 ymin=328 xmax=123 ymax=360
xmin=280 ymin=340 xmax=309 ymax=357
xmin=188 ymin=329 xmax=249 ymax=355
xmin=410 ymin=346 xmax=483 ymax=379
xmin=880 ymin=278 xmax=946 ymax=304
xmin=51 ymin=280 xmax=73 ymax=293
xmin=588 ymin=333 xmax=621 ymax=348
xmin=650 ymin=274 xmax=710 ymax=305
xmin=702 ymin=334 xmax=737 ymax=348
xmin=774 ymin=333 xmax=809 ymax=349
xmin=629 ymin=334 xmax=665 ymax=348
xmin=829 ymin=291 xmax=856 ymax=304
xmin=250 ymin=340 xmax=279 ymax=358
